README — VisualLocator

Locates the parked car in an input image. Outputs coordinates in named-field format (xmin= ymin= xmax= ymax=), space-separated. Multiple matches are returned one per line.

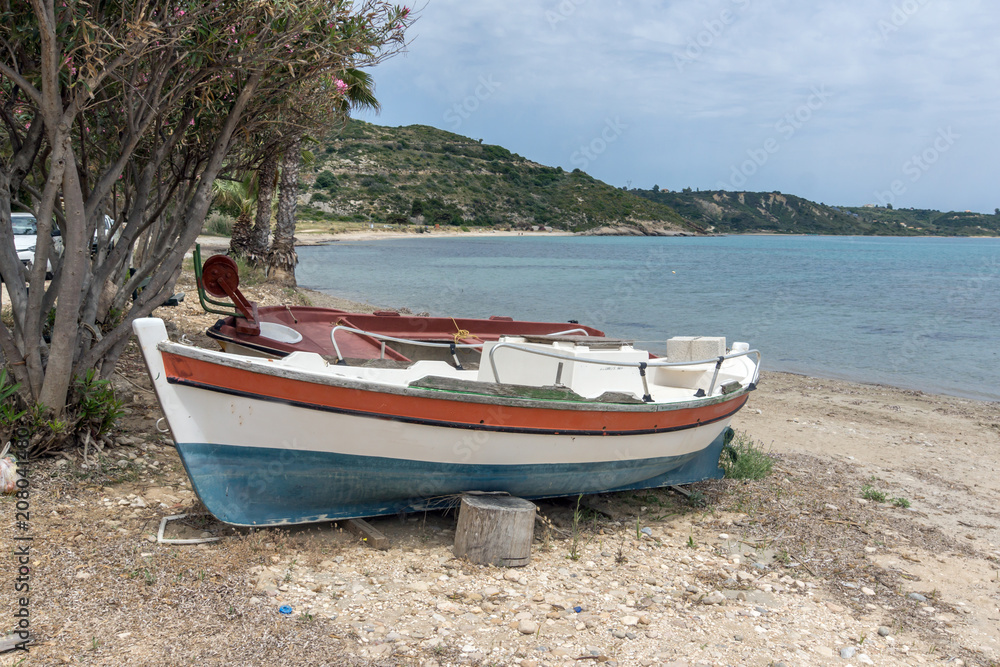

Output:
xmin=7 ymin=212 xmax=118 ymax=280
xmin=9 ymin=212 xmax=61 ymax=277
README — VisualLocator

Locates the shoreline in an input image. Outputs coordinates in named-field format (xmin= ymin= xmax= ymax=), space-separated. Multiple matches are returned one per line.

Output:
xmin=297 ymin=229 xmax=1000 ymax=242
xmin=753 ymin=364 xmax=999 ymax=404
xmin=196 ymin=227 xmax=1000 ymax=252
xmin=193 ymin=228 xmax=573 ymax=254
xmin=294 ymin=228 xmax=575 ymax=245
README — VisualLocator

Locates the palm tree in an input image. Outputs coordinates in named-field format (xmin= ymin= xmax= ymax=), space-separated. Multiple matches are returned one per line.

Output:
xmin=266 ymin=69 xmax=381 ymax=283
xmin=246 ymin=154 xmax=277 ymax=267
xmin=265 ymin=136 xmax=303 ymax=285
xmin=212 ymin=173 xmax=256 ymax=258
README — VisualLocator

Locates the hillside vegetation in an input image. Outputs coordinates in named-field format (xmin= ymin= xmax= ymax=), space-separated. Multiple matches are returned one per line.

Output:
xmin=299 ymin=120 xmax=696 ymax=234
xmin=836 ymin=206 xmax=1000 ymax=236
xmin=293 ymin=119 xmax=999 ymax=237
xmin=633 ymin=189 xmax=1000 ymax=236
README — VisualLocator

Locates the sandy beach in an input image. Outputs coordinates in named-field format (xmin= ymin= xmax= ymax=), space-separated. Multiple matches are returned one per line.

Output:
xmin=3 ymin=253 xmax=999 ymax=666
xmin=195 ymin=228 xmax=575 ymax=253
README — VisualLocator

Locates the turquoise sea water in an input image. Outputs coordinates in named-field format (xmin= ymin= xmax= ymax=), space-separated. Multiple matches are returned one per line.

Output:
xmin=297 ymin=235 xmax=1000 ymax=401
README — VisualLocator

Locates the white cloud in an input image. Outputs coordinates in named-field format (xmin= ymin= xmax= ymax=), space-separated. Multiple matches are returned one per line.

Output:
xmin=359 ymin=0 xmax=1000 ymax=211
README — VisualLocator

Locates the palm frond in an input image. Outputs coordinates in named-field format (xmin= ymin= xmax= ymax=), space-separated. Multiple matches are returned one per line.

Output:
xmin=212 ymin=173 xmax=257 ymax=216
xmin=341 ymin=68 xmax=380 ymax=114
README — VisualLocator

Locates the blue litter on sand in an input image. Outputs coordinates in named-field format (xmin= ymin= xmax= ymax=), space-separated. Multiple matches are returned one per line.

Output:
xmin=574 ymin=606 xmax=583 ymax=613
xmin=279 ymin=605 xmax=293 ymax=615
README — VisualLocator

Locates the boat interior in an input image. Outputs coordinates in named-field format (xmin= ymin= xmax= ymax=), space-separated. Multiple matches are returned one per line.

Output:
xmin=207 ymin=332 xmax=759 ymax=405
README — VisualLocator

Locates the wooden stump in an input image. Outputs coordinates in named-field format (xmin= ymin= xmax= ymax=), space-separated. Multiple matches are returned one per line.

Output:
xmin=453 ymin=495 xmax=536 ymax=567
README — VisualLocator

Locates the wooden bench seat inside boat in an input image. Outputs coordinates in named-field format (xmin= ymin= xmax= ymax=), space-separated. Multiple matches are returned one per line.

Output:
xmin=408 ymin=375 xmax=645 ymax=403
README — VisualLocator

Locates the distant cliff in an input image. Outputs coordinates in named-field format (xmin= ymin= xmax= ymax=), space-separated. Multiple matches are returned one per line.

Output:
xmin=633 ymin=189 xmax=1000 ymax=236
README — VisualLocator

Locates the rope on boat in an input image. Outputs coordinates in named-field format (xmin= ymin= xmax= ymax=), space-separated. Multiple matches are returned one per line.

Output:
xmin=450 ymin=317 xmax=477 ymax=343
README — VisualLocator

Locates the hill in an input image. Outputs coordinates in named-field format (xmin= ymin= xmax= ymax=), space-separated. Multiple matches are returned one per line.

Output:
xmin=632 ymin=189 xmax=1000 ymax=236
xmin=294 ymin=120 xmax=999 ymax=237
xmin=298 ymin=120 xmax=698 ymax=234
xmin=836 ymin=206 xmax=1000 ymax=236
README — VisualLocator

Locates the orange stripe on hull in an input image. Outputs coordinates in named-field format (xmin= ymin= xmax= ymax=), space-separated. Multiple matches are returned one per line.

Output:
xmin=162 ymin=351 xmax=748 ymax=434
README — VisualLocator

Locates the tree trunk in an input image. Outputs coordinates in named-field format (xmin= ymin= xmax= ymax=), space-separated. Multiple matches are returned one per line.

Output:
xmin=248 ymin=155 xmax=276 ymax=267
xmin=228 ymin=211 xmax=253 ymax=258
xmin=266 ymin=138 xmax=300 ymax=286
xmin=38 ymin=139 xmax=90 ymax=413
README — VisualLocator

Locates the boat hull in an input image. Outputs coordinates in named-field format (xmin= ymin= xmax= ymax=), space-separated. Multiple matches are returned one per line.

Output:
xmin=164 ymin=365 xmax=741 ymax=525
xmin=134 ymin=318 xmax=750 ymax=526
xmin=175 ymin=431 xmax=732 ymax=526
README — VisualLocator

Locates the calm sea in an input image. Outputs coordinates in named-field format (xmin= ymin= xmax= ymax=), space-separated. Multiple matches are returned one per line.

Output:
xmin=297 ymin=235 xmax=1000 ymax=401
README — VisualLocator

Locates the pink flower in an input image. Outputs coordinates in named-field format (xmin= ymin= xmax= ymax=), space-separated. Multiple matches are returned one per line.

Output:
xmin=334 ymin=79 xmax=348 ymax=93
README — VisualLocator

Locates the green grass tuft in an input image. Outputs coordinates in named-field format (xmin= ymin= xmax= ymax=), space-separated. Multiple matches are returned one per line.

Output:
xmin=721 ymin=430 xmax=775 ymax=480
xmin=861 ymin=485 xmax=888 ymax=502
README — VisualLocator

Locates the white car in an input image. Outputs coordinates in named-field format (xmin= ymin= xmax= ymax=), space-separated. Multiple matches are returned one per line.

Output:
xmin=9 ymin=212 xmax=116 ymax=278
xmin=10 ymin=212 xmax=61 ymax=276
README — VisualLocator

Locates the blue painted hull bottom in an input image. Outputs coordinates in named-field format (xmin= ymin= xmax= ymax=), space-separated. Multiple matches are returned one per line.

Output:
xmin=175 ymin=429 xmax=731 ymax=526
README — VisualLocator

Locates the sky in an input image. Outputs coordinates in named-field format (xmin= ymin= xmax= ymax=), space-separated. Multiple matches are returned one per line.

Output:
xmin=355 ymin=0 xmax=1000 ymax=214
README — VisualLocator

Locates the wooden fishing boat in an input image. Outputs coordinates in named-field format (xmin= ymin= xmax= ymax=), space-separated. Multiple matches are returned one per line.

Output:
xmin=133 ymin=315 xmax=760 ymax=526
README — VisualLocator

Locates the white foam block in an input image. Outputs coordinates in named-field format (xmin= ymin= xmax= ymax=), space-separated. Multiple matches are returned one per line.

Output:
xmin=690 ymin=336 xmax=726 ymax=360
xmin=666 ymin=336 xmax=695 ymax=362
xmin=666 ymin=336 xmax=726 ymax=361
